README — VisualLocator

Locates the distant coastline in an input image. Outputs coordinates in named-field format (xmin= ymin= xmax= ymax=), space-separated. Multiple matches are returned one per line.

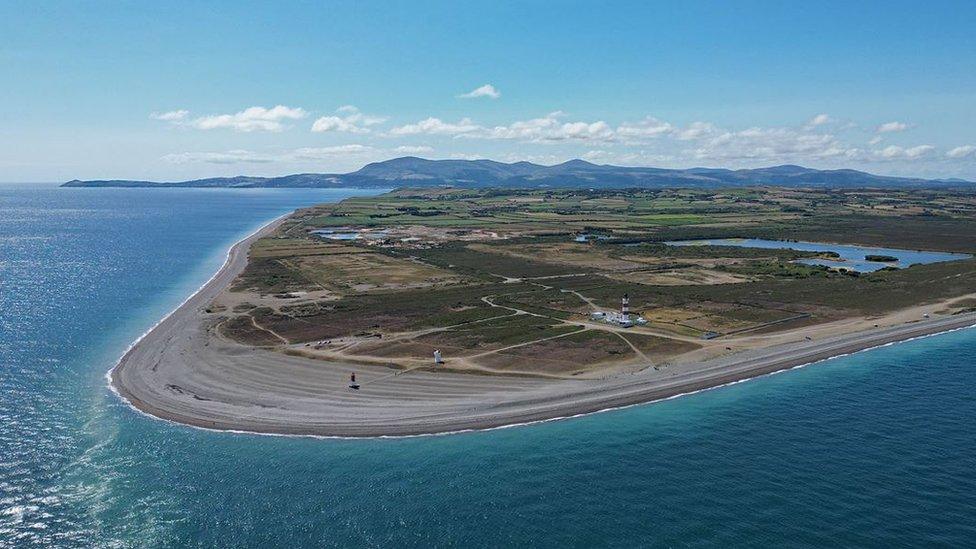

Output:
xmin=63 ymin=156 xmax=974 ymax=190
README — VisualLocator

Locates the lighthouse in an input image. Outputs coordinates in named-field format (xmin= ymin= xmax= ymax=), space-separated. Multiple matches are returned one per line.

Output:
xmin=621 ymin=293 xmax=630 ymax=316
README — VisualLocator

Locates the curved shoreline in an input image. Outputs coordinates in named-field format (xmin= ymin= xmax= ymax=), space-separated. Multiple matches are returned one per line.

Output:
xmin=110 ymin=217 xmax=976 ymax=438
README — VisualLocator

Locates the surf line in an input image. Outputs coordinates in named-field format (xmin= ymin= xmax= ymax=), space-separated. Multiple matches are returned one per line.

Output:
xmin=110 ymin=314 xmax=976 ymax=439
xmin=105 ymin=214 xmax=289 ymax=399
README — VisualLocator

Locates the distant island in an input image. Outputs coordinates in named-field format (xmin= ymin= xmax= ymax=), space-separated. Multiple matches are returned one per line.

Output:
xmin=63 ymin=157 xmax=973 ymax=190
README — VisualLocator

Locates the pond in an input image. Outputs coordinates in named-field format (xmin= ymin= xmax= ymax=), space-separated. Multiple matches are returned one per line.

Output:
xmin=310 ymin=228 xmax=389 ymax=241
xmin=664 ymin=238 xmax=971 ymax=273
xmin=574 ymin=233 xmax=612 ymax=242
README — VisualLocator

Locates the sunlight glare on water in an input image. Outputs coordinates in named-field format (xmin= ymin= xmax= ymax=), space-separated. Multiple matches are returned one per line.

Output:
xmin=1 ymin=185 xmax=975 ymax=547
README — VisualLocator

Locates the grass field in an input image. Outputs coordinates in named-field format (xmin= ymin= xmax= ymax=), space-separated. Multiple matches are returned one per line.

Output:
xmin=213 ymin=186 xmax=976 ymax=375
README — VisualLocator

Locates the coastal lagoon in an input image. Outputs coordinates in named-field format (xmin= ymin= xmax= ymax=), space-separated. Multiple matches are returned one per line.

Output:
xmin=310 ymin=227 xmax=390 ymax=241
xmin=2 ymin=185 xmax=976 ymax=546
xmin=574 ymin=233 xmax=611 ymax=242
xmin=666 ymin=237 xmax=971 ymax=272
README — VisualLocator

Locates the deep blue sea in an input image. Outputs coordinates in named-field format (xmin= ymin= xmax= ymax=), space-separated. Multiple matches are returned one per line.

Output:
xmin=2 ymin=184 xmax=975 ymax=548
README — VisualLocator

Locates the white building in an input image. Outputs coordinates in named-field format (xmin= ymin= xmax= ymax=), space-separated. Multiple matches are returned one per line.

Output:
xmin=589 ymin=294 xmax=647 ymax=327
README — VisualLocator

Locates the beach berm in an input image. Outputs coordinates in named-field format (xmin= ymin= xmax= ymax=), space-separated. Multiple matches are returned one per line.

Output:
xmin=111 ymin=188 xmax=976 ymax=436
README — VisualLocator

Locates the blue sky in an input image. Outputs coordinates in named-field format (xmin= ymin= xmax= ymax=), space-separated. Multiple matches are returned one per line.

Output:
xmin=2 ymin=1 xmax=975 ymax=181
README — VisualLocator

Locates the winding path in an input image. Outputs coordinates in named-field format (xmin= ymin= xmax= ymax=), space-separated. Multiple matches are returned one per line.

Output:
xmin=111 ymin=218 xmax=976 ymax=437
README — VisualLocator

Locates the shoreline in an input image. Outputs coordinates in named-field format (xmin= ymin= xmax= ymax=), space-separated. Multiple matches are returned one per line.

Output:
xmin=116 ymin=321 xmax=976 ymax=441
xmin=107 ymin=216 xmax=289 ymax=409
xmin=109 ymin=216 xmax=976 ymax=438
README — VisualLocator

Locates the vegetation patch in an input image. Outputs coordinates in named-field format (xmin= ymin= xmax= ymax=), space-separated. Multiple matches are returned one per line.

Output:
xmin=213 ymin=186 xmax=976 ymax=375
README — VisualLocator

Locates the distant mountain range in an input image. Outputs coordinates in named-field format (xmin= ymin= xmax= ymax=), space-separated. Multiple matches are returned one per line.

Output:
xmin=62 ymin=157 xmax=972 ymax=189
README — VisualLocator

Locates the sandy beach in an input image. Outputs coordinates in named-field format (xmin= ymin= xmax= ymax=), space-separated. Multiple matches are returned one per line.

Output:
xmin=110 ymin=218 xmax=976 ymax=437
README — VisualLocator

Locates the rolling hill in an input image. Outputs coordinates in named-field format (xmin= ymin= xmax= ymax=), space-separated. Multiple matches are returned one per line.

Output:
xmin=62 ymin=157 xmax=971 ymax=189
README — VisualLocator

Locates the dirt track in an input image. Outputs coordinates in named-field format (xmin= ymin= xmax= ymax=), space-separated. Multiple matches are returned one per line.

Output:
xmin=111 ymin=218 xmax=976 ymax=437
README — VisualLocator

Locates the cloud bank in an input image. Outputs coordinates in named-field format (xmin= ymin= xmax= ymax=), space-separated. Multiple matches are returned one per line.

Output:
xmin=151 ymin=103 xmax=975 ymax=175
xmin=311 ymin=105 xmax=386 ymax=133
xmin=152 ymin=105 xmax=308 ymax=132
xmin=876 ymin=121 xmax=910 ymax=133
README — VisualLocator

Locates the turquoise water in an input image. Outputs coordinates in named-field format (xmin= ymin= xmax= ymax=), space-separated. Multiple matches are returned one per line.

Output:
xmin=2 ymin=185 xmax=976 ymax=547
xmin=665 ymin=238 xmax=971 ymax=272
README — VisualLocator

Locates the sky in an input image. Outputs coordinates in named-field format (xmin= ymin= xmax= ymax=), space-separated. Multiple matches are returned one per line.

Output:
xmin=2 ymin=1 xmax=975 ymax=182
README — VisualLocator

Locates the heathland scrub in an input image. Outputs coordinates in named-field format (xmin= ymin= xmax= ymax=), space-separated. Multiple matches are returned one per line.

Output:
xmin=110 ymin=188 xmax=976 ymax=437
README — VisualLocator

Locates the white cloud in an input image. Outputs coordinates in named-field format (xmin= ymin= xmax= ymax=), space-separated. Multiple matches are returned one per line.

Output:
xmin=192 ymin=105 xmax=307 ymax=132
xmin=482 ymin=112 xmax=559 ymax=139
xmin=458 ymin=84 xmax=501 ymax=99
xmin=485 ymin=112 xmax=614 ymax=142
xmin=140 ymin=103 xmax=965 ymax=175
xmin=152 ymin=105 xmax=308 ymax=132
xmin=311 ymin=116 xmax=368 ymax=133
xmin=385 ymin=113 xmax=874 ymax=161
xmin=902 ymin=145 xmax=935 ymax=158
xmin=876 ymin=121 xmax=910 ymax=133
xmin=311 ymin=105 xmax=386 ymax=134
xmin=145 ymin=108 xmax=943 ymax=170
xmin=389 ymin=112 xmax=615 ymax=143
xmin=689 ymin=126 xmax=855 ymax=162
xmin=582 ymin=149 xmax=675 ymax=165
xmin=150 ymin=109 xmax=189 ymax=122
xmin=388 ymin=117 xmax=483 ymax=136
xmin=546 ymin=120 xmax=614 ymax=142
xmin=162 ymin=144 xmax=382 ymax=165
xmin=806 ymin=113 xmax=831 ymax=127
xmin=496 ymin=152 xmax=575 ymax=165
xmin=386 ymin=113 xmax=731 ymax=145
xmin=946 ymin=145 xmax=976 ymax=159
xmin=291 ymin=145 xmax=375 ymax=160
xmin=582 ymin=150 xmax=611 ymax=161
xmin=162 ymin=150 xmax=275 ymax=164
xmin=674 ymin=121 xmax=719 ymax=141
xmin=449 ymin=152 xmax=488 ymax=160
xmin=875 ymin=144 xmax=935 ymax=159
xmin=394 ymin=145 xmax=434 ymax=154
xmin=616 ymin=117 xmax=674 ymax=139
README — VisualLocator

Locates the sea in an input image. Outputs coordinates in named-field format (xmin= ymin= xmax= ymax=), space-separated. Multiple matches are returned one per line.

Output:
xmin=1 ymin=184 xmax=975 ymax=548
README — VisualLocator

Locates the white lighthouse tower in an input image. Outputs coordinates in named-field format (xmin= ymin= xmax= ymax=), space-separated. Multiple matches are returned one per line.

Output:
xmin=621 ymin=294 xmax=630 ymax=317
